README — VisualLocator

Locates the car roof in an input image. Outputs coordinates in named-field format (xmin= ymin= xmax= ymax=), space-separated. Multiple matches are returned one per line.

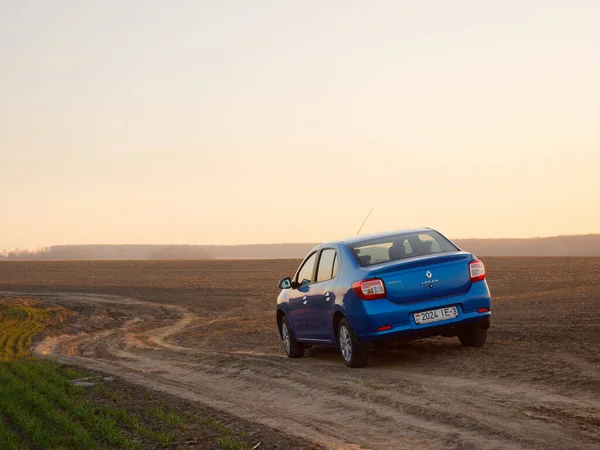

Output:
xmin=319 ymin=227 xmax=433 ymax=248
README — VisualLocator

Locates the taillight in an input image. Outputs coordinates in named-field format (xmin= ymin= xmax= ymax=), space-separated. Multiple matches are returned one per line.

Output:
xmin=352 ymin=278 xmax=386 ymax=300
xmin=469 ymin=259 xmax=486 ymax=282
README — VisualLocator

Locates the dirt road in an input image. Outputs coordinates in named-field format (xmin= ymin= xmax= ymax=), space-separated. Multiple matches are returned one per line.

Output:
xmin=1 ymin=258 xmax=599 ymax=449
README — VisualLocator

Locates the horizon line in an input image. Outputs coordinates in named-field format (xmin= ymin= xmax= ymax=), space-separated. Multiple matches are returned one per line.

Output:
xmin=4 ymin=232 xmax=600 ymax=251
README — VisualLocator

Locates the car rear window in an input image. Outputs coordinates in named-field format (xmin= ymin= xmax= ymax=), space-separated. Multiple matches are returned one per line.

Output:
xmin=349 ymin=230 xmax=458 ymax=267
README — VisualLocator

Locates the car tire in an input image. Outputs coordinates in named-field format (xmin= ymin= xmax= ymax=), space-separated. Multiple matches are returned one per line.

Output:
xmin=280 ymin=317 xmax=304 ymax=358
xmin=338 ymin=318 xmax=368 ymax=368
xmin=458 ymin=326 xmax=487 ymax=348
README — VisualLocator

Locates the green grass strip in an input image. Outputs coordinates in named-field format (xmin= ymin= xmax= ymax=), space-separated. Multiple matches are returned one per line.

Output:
xmin=7 ymin=360 xmax=137 ymax=449
xmin=0 ymin=365 xmax=99 ymax=449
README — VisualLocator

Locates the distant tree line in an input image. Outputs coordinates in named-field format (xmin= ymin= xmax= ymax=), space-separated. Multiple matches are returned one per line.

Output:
xmin=0 ymin=245 xmax=213 ymax=260
xmin=455 ymin=234 xmax=600 ymax=257
xmin=1 ymin=234 xmax=599 ymax=260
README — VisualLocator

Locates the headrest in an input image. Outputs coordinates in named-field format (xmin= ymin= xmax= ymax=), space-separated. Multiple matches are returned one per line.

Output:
xmin=359 ymin=255 xmax=372 ymax=266
xmin=421 ymin=240 xmax=432 ymax=252
xmin=412 ymin=240 xmax=432 ymax=255
xmin=389 ymin=242 xmax=406 ymax=260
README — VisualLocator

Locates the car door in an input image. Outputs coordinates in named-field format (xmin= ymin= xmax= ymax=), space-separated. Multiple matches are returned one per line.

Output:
xmin=308 ymin=248 xmax=339 ymax=341
xmin=287 ymin=252 xmax=318 ymax=340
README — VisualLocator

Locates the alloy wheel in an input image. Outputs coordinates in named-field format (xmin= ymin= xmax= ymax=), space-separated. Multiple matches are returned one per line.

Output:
xmin=282 ymin=322 xmax=291 ymax=355
xmin=339 ymin=325 xmax=352 ymax=362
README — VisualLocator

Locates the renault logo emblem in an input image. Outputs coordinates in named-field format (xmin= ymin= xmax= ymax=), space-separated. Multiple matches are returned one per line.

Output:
xmin=422 ymin=271 xmax=439 ymax=285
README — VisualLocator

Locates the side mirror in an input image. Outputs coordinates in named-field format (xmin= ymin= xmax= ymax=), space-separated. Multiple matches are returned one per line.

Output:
xmin=278 ymin=277 xmax=292 ymax=289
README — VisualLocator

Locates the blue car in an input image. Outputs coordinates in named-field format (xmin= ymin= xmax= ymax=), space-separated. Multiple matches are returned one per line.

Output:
xmin=276 ymin=228 xmax=491 ymax=367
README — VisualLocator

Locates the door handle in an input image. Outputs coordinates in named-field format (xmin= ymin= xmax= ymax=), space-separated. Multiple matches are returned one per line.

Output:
xmin=325 ymin=292 xmax=331 ymax=301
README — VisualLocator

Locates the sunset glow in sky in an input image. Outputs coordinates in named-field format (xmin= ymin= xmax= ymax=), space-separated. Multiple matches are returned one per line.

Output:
xmin=1 ymin=0 xmax=599 ymax=249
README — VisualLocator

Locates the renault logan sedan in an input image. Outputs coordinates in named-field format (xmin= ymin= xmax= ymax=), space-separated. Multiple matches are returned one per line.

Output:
xmin=276 ymin=228 xmax=491 ymax=367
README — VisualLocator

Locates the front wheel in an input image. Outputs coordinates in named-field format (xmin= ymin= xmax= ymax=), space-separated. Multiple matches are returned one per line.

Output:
xmin=280 ymin=317 xmax=304 ymax=358
xmin=458 ymin=326 xmax=487 ymax=348
xmin=338 ymin=318 xmax=368 ymax=368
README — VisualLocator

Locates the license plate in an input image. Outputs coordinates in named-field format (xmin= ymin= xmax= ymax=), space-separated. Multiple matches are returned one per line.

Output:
xmin=414 ymin=306 xmax=458 ymax=325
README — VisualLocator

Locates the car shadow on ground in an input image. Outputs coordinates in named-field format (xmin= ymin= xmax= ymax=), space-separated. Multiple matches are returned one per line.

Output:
xmin=305 ymin=337 xmax=471 ymax=368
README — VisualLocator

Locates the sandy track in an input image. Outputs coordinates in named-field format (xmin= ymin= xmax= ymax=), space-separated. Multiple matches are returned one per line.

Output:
xmin=7 ymin=288 xmax=595 ymax=450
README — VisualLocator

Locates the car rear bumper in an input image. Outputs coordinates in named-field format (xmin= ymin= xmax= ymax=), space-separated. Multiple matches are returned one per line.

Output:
xmin=357 ymin=314 xmax=490 ymax=343
xmin=352 ymin=280 xmax=492 ymax=343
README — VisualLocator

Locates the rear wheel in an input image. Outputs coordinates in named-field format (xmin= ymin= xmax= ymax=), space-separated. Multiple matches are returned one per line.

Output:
xmin=458 ymin=326 xmax=487 ymax=347
xmin=280 ymin=317 xmax=304 ymax=358
xmin=338 ymin=319 xmax=368 ymax=368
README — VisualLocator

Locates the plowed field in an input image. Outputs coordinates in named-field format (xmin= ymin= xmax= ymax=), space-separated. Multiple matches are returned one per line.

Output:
xmin=0 ymin=257 xmax=599 ymax=449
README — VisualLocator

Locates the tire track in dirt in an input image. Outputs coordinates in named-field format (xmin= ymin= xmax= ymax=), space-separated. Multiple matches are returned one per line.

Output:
xmin=6 ymin=290 xmax=598 ymax=450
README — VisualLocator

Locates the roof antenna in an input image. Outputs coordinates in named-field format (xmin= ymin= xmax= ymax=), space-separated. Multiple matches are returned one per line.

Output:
xmin=356 ymin=208 xmax=373 ymax=236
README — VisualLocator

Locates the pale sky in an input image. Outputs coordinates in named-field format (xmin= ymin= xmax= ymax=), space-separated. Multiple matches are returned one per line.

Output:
xmin=1 ymin=0 xmax=599 ymax=249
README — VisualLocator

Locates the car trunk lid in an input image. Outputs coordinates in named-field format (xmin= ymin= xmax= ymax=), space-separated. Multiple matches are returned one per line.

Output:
xmin=370 ymin=252 xmax=473 ymax=304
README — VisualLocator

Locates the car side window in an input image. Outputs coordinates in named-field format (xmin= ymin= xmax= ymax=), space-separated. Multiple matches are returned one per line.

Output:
xmin=296 ymin=253 xmax=317 ymax=286
xmin=331 ymin=253 xmax=338 ymax=278
xmin=316 ymin=249 xmax=337 ymax=282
